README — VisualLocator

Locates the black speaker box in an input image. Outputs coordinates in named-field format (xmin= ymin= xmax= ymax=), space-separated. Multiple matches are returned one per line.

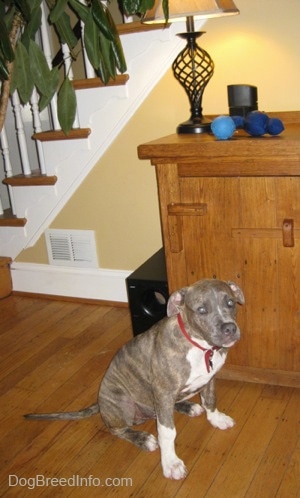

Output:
xmin=227 ymin=84 xmax=258 ymax=117
xmin=126 ymin=248 xmax=169 ymax=336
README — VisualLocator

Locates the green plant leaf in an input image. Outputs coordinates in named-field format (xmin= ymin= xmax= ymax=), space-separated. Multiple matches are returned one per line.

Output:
xmin=10 ymin=63 xmax=18 ymax=94
xmin=110 ymin=36 xmax=127 ymax=74
xmin=0 ymin=54 xmax=9 ymax=80
xmin=105 ymin=9 xmax=126 ymax=74
xmin=162 ymin=0 xmax=169 ymax=21
xmin=39 ymin=66 xmax=59 ymax=111
xmin=122 ymin=0 xmax=142 ymax=15
xmin=49 ymin=0 xmax=68 ymax=23
xmin=139 ymin=0 xmax=156 ymax=13
xmin=99 ymin=32 xmax=115 ymax=80
xmin=21 ymin=5 xmax=42 ymax=48
xmin=0 ymin=18 xmax=15 ymax=62
xmin=95 ymin=51 xmax=111 ymax=85
xmin=84 ymin=11 xmax=101 ymax=69
xmin=69 ymin=0 xmax=89 ymax=22
xmin=91 ymin=0 xmax=114 ymax=41
xmin=52 ymin=11 xmax=78 ymax=49
xmin=30 ymin=0 xmax=43 ymax=11
xmin=3 ymin=5 xmax=17 ymax=33
xmin=29 ymin=39 xmax=53 ymax=97
xmin=14 ymin=40 xmax=34 ymax=103
xmin=15 ymin=0 xmax=31 ymax=22
xmin=57 ymin=76 xmax=76 ymax=135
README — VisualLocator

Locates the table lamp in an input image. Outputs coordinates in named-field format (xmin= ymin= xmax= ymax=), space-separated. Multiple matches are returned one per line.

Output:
xmin=143 ymin=0 xmax=240 ymax=134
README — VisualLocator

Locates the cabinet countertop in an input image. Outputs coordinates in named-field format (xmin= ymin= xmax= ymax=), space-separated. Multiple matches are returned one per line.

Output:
xmin=138 ymin=112 xmax=300 ymax=176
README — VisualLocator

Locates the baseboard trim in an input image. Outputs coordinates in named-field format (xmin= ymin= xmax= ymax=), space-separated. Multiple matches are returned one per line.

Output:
xmin=217 ymin=364 xmax=300 ymax=388
xmin=12 ymin=291 xmax=128 ymax=307
xmin=11 ymin=262 xmax=131 ymax=303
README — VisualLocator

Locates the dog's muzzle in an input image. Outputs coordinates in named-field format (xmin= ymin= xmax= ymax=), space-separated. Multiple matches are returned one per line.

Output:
xmin=221 ymin=322 xmax=237 ymax=336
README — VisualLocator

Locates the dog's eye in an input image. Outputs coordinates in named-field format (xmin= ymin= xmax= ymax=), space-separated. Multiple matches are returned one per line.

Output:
xmin=227 ymin=299 xmax=235 ymax=308
xmin=198 ymin=306 xmax=207 ymax=314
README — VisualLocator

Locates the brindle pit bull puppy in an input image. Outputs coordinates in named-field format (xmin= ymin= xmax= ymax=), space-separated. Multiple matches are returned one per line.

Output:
xmin=25 ymin=279 xmax=244 ymax=480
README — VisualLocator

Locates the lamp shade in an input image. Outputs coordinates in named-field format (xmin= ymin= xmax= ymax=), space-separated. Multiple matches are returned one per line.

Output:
xmin=143 ymin=0 xmax=239 ymax=23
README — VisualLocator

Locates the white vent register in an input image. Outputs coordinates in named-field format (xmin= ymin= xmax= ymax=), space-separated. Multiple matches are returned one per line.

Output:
xmin=45 ymin=229 xmax=98 ymax=268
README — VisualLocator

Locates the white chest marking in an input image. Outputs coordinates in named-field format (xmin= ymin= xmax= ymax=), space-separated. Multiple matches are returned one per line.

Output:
xmin=182 ymin=347 xmax=227 ymax=396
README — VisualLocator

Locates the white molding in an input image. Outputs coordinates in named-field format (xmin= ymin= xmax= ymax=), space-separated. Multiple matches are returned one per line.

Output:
xmin=11 ymin=262 xmax=131 ymax=303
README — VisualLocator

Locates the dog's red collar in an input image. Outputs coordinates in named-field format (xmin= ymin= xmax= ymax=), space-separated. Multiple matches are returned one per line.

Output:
xmin=177 ymin=313 xmax=219 ymax=373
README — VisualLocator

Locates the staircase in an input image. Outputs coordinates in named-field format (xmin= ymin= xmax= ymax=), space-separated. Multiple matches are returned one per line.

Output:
xmin=0 ymin=15 xmax=202 ymax=301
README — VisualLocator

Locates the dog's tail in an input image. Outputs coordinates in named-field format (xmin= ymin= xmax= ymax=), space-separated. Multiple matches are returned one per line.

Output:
xmin=24 ymin=402 xmax=99 ymax=421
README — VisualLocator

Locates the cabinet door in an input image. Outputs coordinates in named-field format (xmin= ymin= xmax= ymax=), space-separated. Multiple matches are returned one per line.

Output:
xmin=177 ymin=176 xmax=300 ymax=373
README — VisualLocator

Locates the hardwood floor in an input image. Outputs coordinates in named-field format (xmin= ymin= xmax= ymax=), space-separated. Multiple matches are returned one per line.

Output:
xmin=0 ymin=295 xmax=299 ymax=497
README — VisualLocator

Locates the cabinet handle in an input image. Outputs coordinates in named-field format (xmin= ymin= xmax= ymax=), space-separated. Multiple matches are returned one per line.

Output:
xmin=167 ymin=203 xmax=207 ymax=216
xmin=167 ymin=203 xmax=207 ymax=253
xmin=282 ymin=219 xmax=294 ymax=247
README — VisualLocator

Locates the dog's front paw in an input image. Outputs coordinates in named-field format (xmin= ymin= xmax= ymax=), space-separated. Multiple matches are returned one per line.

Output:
xmin=206 ymin=409 xmax=235 ymax=430
xmin=145 ymin=434 xmax=159 ymax=452
xmin=162 ymin=457 xmax=187 ymax=480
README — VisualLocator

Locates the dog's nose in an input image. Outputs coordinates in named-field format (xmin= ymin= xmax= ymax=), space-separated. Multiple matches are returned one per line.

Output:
xmin=221 ymin=322 xmax=237 ymax=336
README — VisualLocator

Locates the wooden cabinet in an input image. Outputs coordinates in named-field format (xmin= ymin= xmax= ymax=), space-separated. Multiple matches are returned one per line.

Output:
xmin=138 ymin=111 xmax=300 ymax=387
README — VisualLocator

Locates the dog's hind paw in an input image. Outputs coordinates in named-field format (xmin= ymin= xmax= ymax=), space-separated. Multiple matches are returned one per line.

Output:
xmin=145 ymin=434 xmax=159 ymax=452
xmin=175 ymin=401 xmax=204 ymax=417
xmin=189 ymin=403 xmax=204 ymax=417
xmin=206 ymin=409 xmax=236 ymax=430
xmin=163 ymin=458 xmax=187 ymax=480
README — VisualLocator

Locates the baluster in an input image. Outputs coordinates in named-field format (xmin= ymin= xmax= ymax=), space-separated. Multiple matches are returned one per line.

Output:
xmin=40 ymin=1 xmax=60 ymax=130
xmin=11 ymin=91 xmax=31 ymax=176
xmin=0 ymin=195 xmax=3 ymax=215
xmin=61 ymin=43 xmax=80 ymax=128
xmin=30 ymin=88 xmax=46 ymax=174
xmin=0 ymin=127 xmax=13 ymax=178
xmin=0 ymin=127 xmax=17 ymax=214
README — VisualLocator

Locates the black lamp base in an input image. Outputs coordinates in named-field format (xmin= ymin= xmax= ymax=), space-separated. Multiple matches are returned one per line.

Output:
xmin=177 ymin=116 xmax=212 ymax=134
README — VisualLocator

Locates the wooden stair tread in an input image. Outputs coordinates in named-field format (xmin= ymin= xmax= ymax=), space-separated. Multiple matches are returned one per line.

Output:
xmin=0 ymin=209 xmax=27 ymax=227
xmin=72 ymin=74 xmax=129 ymax=90
xmin=117 ymin=20 xmax=169 ymax=35
xmin=0 ymin=256 xmax=12 ymax=266
xmin=3 ymin=171 xmax=57 ymax=187
xmin=32 ymin=128 xmax=91 ymax=142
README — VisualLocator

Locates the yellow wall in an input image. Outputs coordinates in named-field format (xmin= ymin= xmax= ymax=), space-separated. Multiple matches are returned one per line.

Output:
xmin=17 ymin=0 xmax=300 ymax=270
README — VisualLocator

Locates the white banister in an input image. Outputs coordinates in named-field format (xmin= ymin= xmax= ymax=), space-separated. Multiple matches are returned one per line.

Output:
xmin=11 ymin=91 xmax=31 ymax=176
xmin=0 ymin=195 xmax=3 ymax=215
xmin=0 ymin=126 xmax=13 ymax=178
xmin=0 ymin=126 xmax=16 ymax=214
xmin=30 ymin=88 xmax=46 ymax=175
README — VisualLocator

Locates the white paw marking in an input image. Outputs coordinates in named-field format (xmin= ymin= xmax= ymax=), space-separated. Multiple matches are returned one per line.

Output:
xmin=157 ymin=423 xmax=187 ymax=480
xmin=163 ymin=457 xmax=187 ymax=480
xmin=206 ymin=409 xmax=236 ymax=430
xmin=189 ymin=403 xmax=204 ymax=417
xmin=145 ymin=434 xmax=159 ymax=452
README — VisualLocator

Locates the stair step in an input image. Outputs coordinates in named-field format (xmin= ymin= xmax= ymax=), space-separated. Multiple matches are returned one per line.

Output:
xmin=32 ymin=128 xmax=91 ymax=142
xmin=117 ymin=21 xmax=169 ymax=35
xmin=72 ymin=74 xmax=129 ymax=91
xmin=3 ymin=170 xmax=57 ymax=187
xmin=0 ymin=209 xmax=27 ymax=227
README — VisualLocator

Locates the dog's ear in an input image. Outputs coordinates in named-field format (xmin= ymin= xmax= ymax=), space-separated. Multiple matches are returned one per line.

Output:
xmin=227 ymin=281 xmax=245 ymax=305
xmin=167 ymin=288 xmax=187 ymax=316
